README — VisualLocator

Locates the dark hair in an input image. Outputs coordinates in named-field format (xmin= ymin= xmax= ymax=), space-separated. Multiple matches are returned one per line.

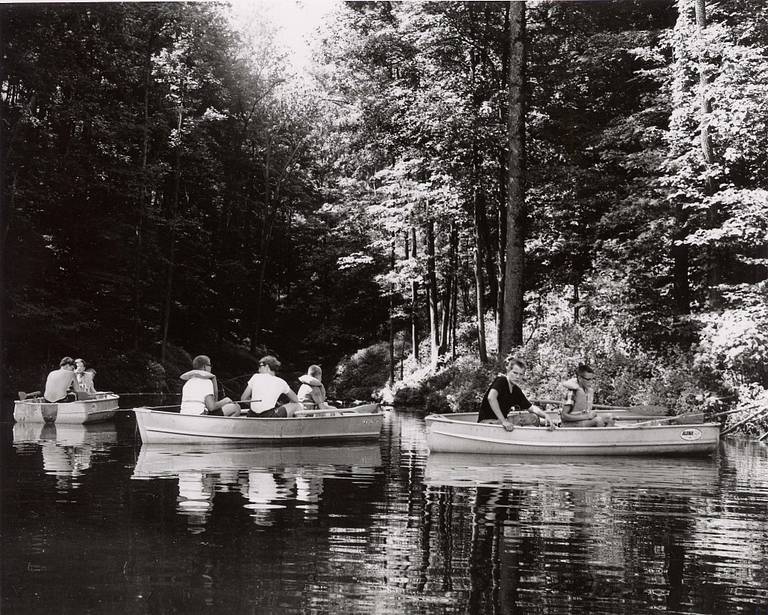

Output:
xmin=507 ymin=359 xmax=527 ymax=372
xmin=192 ymin=355 xmax=211 ymax=370
xmin=577 ymin=363 xmax=594 ymax=376
xmin=60 ymin=356 xmax=75 ymax=367
xmin=259 ymin=355 xmax=281 ymax=371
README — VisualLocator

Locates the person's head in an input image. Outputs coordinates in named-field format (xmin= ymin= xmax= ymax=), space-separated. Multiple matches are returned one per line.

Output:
xmin=307 ymin=364 xmax=322 ymax=379
xmin=192 ymin=355 xmax=212 ymax=371
xmin=576 ymin=364 xmax=595 ymax=388
xmin=258 ymin=355 xmax=280 ymax=374
xmin=60 ymin=356 xmax=76 ymax=370
xmin=505 ymin=359 xmax=527 ymax=385
xmin=75 ymin=358 xmax=86 ymax=372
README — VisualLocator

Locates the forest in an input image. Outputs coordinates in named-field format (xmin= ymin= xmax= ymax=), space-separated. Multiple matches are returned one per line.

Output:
xmin=2 ymin=1 xmax=767 ymax=432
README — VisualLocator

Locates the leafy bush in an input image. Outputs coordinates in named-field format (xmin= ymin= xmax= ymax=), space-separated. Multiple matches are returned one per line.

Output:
xmin=330 ymin=342 xmax=390 ymax=401
xmin=393 ymin=386 xmax=426 ymax=406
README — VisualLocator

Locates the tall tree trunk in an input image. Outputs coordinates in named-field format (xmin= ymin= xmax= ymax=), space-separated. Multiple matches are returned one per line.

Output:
xmin=134 ymin=40 xmax=153 ymax=351
xmin=426 ymin=220 xmax=441 ymax=372
xmin=497 ymin=3 xmax=511 ymax=353
xmin=694 ymin=0 xmax=719 ymax=306
xmin=473 ymin=187 xmax=488 ymax=363
xmin=673 ymin=202 xmax=691 ymax=315
xmin=500 ymin=1 xmax=526 ymax=357
xmin=439 ymin=224 xmax=456 ymax=354
xmin=410 ymin=227 xmax=419 ymax=362
xmin=161 ymin=110 xmax=182 ymax=362
xmin=389 ymin=239 xmax=396 ymax=386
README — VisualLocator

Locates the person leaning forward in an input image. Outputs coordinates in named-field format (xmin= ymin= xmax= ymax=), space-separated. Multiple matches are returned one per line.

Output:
xmin=43 ymin=357 xmax=79 ymax=403
xmin=477 ymin=359 xmax=553 ymax=432
xmin=180 ymin=355 xmax=240 ymax=416
xmin=560 ymin=364 xmax=615 ymax=427
xmin=241 ymin=355 xmax=301 ymax=418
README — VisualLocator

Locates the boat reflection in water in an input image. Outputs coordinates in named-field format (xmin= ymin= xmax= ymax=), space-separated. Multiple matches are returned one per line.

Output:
xmin=423 ymin=452 xmax=722 ymax=613
xmin=132 ymin=443 xmax=382 ymax=531
xmin=424 ymin=452 xmax=720 ymax=491
xmin=12 ymin=422 xmax=118 ymax=490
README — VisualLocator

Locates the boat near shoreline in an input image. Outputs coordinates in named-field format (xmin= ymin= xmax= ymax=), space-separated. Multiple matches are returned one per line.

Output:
xmin=13 ymin=393 xmax=119 ymax=424
xmin=425 ymin=412 xmax=720 ymax=456
xmin=134 ymin=403 xmax=384 ymax=444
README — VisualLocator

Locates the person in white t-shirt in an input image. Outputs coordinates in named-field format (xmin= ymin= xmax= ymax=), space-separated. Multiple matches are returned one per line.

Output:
xmin=180 ymin=355 xmax=240 ymax=416
xmin=241 ymin=355 xmax=300 ymax=418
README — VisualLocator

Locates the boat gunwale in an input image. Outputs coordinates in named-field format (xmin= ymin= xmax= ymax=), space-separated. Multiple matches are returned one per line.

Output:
xmin=134 ymin=404 xmax=382 ymax=421
xmin=425 ymin=412 xmax=720 ymax=431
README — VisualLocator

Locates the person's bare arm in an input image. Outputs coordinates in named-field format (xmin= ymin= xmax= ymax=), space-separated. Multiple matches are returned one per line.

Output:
xmin=488 ymin=389 xmax=515 ymax=432
xmin=241 ymin=385 xmax=252 ymax=402
xmin=560 ymin=395 xmax=580 ymax=423
xmin=204 ymin=393 xmax=233 ymax=413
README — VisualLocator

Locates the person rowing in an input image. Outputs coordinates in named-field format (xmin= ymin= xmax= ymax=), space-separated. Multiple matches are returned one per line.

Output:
xmin=477 ymin=359 xmax=553 ymax=432
xmin=241 ymin=355 xmax=301 ymax=418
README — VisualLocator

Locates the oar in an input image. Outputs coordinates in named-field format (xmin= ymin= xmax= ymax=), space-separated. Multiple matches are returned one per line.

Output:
xmin=626 ymin=407 xmax=746 ymax=428
xmin=531 ymin=399 xmax=668 ymax=416
xmin=721 ymin=406 xmax=768 ymax=436
xmin=593 ymin=404 xmax=668 ymax=416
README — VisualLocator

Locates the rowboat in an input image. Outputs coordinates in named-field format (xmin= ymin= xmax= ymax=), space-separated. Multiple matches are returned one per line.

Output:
xmin=425 ymin=412 xmax=720 ymax=456
xmin=134 ymin=403 xmax=384 ymax=444
xmin=13 ymin=393 xmax=119 ymax=424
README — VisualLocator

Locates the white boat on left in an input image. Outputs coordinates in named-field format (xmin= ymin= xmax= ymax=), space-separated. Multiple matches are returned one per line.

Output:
xmin=13 ymin=393 xmax=119 ymax=424
xmin=134 ymin=403 xmax=384 ymax=444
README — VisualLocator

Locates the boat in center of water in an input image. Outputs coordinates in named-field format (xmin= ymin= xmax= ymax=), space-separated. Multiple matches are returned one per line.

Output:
xmin=134 ymin=403 xmax=384 ymax=444
xmin=425 ymin=412 xmax=720 ymax=456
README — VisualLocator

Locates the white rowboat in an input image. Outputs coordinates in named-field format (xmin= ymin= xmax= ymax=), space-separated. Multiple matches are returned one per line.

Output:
xmin=13 ymin=393 xmax=119 ymax=424
xmin=425 ymin=412 xmax=719 ymax=456
xmin=134 ymin=403 xmax=384 ymax=444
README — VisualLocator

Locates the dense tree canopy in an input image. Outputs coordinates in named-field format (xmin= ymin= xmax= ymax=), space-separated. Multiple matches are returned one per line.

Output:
xmin=2 ymin=1 xmax=766 ymax=412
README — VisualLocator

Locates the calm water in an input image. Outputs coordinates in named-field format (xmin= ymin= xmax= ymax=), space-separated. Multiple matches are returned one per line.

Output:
xmin=2 ymin=399 xmax=767 ymax=615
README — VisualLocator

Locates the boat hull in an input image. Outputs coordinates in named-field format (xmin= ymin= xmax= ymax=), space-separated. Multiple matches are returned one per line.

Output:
xmin=134 ymin=403 xmax=384 ymax=444
xmin=425 ymin=412 xmax=720 ymax=456
xmin=13 ymin=394 xmax=119 ymax=424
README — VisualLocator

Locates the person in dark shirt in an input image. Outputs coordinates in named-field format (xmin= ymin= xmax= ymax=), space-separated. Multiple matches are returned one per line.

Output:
xmin=478 ymin=359 xmax=552 ymax=432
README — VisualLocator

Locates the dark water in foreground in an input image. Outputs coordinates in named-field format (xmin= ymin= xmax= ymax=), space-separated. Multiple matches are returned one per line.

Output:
xmin=2 ymin=399 xmax=767 ymax=615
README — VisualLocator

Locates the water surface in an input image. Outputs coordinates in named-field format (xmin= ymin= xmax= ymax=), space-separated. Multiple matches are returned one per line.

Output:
xmin=2 ymin=401 xmax=767 ymax=614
